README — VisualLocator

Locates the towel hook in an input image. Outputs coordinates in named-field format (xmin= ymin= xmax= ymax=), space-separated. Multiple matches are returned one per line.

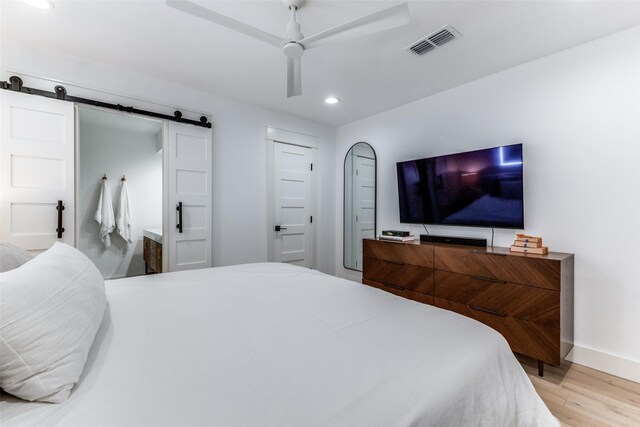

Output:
xmin=102 ymin=174 xmax=107 ymax=180
xmin=121 ymin=175 xmax=126 ymax=182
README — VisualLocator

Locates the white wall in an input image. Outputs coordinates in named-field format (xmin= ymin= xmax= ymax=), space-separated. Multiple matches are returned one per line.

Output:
xmin=1 ymin=43 xmax=337 ymax=275
xmin=78 ymin=112 xmax=162 ymax=279
xmin=336 ymin=25 xmax=640 ymax=379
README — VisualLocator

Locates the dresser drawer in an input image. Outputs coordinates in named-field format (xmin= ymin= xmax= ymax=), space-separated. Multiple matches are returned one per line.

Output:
xmin=434 ymin=246 xmax=560 ymax=290
xmin=363 ymin=257 xmax=434 ymax=295
xmin=435 ymin=298 xmax=560 ymax=365
xmin=363 ymin=239 xmax=433 ymax=267
xmin=363 ymin=279 xmax=434 ymax=305
xmin=434 ymin=270 xmax=559 ymax=327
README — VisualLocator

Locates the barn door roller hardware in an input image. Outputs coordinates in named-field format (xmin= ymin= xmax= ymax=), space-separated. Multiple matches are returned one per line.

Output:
xmin=1 ymin=76 xmax=212 ymax=129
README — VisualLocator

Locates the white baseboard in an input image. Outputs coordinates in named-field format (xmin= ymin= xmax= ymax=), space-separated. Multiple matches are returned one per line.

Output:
xmin=566 ymin=345 xmax=640 ymax=383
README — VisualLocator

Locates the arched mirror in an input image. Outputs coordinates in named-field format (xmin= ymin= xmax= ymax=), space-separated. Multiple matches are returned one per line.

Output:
xmin=344 ymin=142 xmax=376 ymax=271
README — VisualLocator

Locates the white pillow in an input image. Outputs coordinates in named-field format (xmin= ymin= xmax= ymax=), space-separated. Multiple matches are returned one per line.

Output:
xmin=0 ymin=241 xmax=33 ymax=273
xmin=0 ymin=242 xmax=106 ymax=403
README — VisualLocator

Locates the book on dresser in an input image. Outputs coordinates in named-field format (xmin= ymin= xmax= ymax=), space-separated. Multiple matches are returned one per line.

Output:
xmin=362 ymin=238 xmax=574 ymax=376
xmin=509 ymin=245 xmax=548 ymax=255
xmin=379 ymin=235 xmax=415 ymax=242
xmin=510 ymin=233 xmax=548 ymax=254
xmin=512 ymin=240 xmax=543 ymax=248
xmin=515 ymin=234 xmax=543 ymax=244
xmin=382 ymin=230 xmax=411 ymax=237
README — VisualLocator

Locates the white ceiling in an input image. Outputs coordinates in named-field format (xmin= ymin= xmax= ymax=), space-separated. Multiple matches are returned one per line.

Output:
xmin=3 ymin=1 xmax=640 ymax=127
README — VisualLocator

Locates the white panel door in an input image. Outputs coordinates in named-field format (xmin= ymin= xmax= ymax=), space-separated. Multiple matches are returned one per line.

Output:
xmin=0 ymin=91 xmax=75 ymax=252
xmin=353 ymin=155 xmax=376 ymax=269
xmin=273 ymin=142 xmax=313 ymax=267
xmin=167 ymin=122 xmax=212 ymax=271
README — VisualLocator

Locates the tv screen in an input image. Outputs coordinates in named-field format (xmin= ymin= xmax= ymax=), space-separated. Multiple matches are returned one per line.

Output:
xmin=397 ymin=144 xmax=524 ymax=229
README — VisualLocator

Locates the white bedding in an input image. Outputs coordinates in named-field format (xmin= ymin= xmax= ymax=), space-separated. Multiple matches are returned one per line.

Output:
xmin=0 ymin=263 xmax=558 ymax=427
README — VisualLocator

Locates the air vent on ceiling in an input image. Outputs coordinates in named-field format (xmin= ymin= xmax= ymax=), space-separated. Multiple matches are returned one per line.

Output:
xmin=406 ymin=25 xmax=461 ymax=56
xmin=409 ymin=39 xmax=436 ymax=55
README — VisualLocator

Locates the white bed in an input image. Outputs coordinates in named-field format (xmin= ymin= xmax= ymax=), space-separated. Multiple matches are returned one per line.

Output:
xmin=0 ymin=263 xmax=558 ymax=427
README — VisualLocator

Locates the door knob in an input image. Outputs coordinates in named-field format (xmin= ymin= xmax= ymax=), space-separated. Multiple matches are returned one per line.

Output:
xmin=275 ymin=225 xmax=288 ymax=231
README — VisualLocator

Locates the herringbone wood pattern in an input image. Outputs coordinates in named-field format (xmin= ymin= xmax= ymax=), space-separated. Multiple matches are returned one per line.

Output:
xmin=435 ymin=246 xmax=562 ymax=290
xmin=363 ymin=256 xmax=434 ymax=295
xmin=435 ymin=270 xmax=560 ymax=326
xmin=436 ymin=297 xmax=560 ymax=364
xmin=363 ymin=239 xmax=434 ymax=267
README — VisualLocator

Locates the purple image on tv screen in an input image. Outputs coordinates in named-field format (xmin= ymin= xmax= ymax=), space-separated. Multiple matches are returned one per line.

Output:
xmin=396 ymin=144 xmax=523 ymax=229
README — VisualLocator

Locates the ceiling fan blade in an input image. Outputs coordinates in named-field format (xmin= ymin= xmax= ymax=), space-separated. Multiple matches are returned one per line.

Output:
xmin=166 ymin=0 xmax=285 ymax=48
xmin=287 ymin=57 xmax=302 ymax=98
xmin=300 ymin=2 xmax=409 ymax=50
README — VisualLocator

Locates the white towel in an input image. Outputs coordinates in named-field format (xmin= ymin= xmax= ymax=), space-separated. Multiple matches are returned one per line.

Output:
xmin=116 ymin=181 xmax=133 ymax=245
xmin=95 ymin=179 xmax=115 ymax=248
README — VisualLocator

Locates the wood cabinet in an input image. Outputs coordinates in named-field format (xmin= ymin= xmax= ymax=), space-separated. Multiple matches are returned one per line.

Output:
xmin=362 ymin=239 xmax=574 ymax=373
xmin=363 ymin=239 xmax=435 ymax=305
xmin=143 ymin=237 xmax=162 ymax=274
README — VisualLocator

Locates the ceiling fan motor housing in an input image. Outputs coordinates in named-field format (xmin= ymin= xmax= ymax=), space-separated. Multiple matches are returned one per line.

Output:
xmin=285 ymin=20 xmax=303 ymax=41
xmin=283 ymin=42 xmax=304 ymax=58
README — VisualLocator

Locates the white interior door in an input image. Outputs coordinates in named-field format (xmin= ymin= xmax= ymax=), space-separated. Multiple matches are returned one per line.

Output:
xmin=167 ymin=122 xmax=212 ymax=271
xmin=353 ymin=155 xmax=376 ymax=269
xmin=273 ymin=142 xmax=313 ymax=267
xmin=0 ymin=91 xmax=75 ymax=252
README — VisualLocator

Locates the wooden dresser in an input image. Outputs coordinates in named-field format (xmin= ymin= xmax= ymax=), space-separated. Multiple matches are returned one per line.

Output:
xmin=362 ymin=238 xmax=574 ymax=375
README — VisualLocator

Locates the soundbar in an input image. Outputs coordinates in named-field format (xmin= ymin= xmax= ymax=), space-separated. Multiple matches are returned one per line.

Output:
xmin=420 ymin=234 xmax=487 ymax=247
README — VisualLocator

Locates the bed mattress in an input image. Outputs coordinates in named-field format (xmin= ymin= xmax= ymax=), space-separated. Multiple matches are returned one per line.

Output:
xmin=0 ymin=263 xmax=558 ymax=427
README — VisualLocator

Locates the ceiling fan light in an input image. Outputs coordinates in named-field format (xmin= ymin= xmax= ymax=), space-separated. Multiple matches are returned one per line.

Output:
xmin=20 ymin=0 xmax=54 ymax=9
xmin=325 ymin=97 xmax=340 ymax=105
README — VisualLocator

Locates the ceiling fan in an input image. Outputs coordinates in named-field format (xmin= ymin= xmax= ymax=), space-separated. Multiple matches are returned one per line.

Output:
xmin=167 ymin=0 xmax=410 ymax=98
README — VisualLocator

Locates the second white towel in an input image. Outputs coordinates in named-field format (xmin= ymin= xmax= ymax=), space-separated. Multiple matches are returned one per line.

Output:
xmin=116 ymin=181 xmax=133 ymax=245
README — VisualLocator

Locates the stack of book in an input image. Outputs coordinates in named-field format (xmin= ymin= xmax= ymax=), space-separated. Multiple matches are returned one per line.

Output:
xmin=510 ymin=234 xmax=548 ymax=254
xmin=379 ymin=230 xmax=415 ymax=242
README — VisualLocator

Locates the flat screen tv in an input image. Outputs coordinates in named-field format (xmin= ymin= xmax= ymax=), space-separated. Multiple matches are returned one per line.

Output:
xmin=396 ymin=143 xmax=524 ymax=229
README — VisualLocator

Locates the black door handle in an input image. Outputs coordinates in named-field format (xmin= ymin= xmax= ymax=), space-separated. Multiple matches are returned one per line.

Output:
xmin=56 ymin=200 xmax=65 ymax=238
xmin=275 ymin=225 xmax=288 ymax=231
xmin=383 ymin=282 xmax=405 ymax=291
xmin=176 ymin=202 xmax=183 ymax=233
xmin=468 ymin=305 xmax=507 ymax=317
xmin=470 ymin=275 xmax=507 ymax=284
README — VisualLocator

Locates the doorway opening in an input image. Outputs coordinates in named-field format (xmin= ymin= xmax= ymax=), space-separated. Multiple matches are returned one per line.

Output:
xmin=77 ymin=107 xmax=163 ymax=279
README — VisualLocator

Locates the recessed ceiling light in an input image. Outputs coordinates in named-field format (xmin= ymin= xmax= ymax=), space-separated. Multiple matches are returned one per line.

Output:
xmin=324 ymin=97 xmax=340 ymax=105
xmin=20 ymin=0 xmax=54 ymax=9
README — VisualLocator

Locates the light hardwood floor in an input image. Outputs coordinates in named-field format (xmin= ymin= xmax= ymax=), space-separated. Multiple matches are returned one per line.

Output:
xmin=518 ymin=356 xmax=640 ymax=426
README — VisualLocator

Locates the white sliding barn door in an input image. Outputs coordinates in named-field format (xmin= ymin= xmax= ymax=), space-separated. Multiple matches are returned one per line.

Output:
xmin=0 ymin=91 xmax=75 ymax=252
xmin=273 ymin=142 xmax=313 ymax=268
xmin=167 ymin=122 xmax=212 ymax=271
